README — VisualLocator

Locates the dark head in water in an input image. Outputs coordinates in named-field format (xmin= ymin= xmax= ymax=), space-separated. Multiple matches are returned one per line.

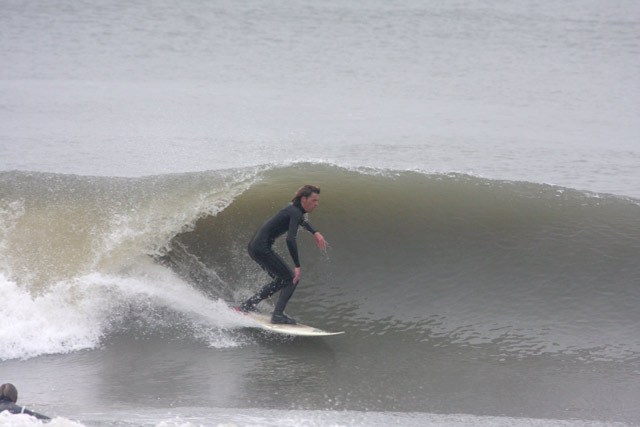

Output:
xmin=292 ymin=184 xmax=320 ymax=213
xmin=0 ymin=383 xmax=18 ymax=403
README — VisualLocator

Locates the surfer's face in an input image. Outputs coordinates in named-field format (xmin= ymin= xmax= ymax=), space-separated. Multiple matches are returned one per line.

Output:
xmin=301 ymin=193 xmax=319 ymax=213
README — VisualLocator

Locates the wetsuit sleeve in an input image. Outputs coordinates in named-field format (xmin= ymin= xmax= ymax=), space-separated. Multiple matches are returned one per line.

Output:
xmin=286 ymin=211 xmax=302 ymax=268
xmin=4 ymin=404 xmax=51 ymax=420
xmin=22 ymin=407 xmax=51 ymax=420
xmin=301 ymin=217 xmax=318 ymax=235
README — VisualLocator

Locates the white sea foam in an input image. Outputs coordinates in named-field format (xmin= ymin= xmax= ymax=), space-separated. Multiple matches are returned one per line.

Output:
xmin=0 ymin=273 xmax=106 ymax=361
xmin=0 ymin=263 xmax=254 ymax=361
xmin=0 ymin=412 xmax=84 ymax=427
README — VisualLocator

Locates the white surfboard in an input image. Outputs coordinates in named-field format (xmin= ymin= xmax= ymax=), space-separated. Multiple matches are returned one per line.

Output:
xmin=244 ymin=312 xmax=344 ymax=337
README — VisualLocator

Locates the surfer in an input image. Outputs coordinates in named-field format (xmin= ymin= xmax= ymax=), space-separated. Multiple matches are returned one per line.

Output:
xmin=0 ymin=383 xmax=51 ymax=421
xmin=236 ymin=185 xmax=326 ymax=324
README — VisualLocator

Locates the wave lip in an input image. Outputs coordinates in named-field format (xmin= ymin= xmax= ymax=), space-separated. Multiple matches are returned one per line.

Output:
xmin=0 ymin=167 xmax=262 ymax=291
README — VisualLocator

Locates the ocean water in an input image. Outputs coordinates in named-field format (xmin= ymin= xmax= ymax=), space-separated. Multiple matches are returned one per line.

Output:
xmin=1 ymin=1 xmax=639 ymax=426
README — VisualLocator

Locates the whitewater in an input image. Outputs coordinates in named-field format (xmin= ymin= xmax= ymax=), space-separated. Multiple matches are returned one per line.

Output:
xmin=1 ymin=0 xmax=640 ymax=426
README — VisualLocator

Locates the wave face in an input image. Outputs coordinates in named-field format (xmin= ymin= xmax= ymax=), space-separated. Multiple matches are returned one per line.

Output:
xmin=1 ymin=163 xmax=639 ymax=362
xmin=165 ymin=164 xmax=640 ymax=362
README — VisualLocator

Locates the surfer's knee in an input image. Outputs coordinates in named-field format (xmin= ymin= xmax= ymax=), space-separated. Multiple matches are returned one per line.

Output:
xmin=276 ymin=277 xmax=294 ymax=289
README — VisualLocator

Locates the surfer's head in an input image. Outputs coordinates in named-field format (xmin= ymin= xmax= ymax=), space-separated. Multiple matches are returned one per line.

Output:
xmin=0 ymin=383 xmax=18 ymax=403
xmin=293 ymin=185 xmax=321 ymax=213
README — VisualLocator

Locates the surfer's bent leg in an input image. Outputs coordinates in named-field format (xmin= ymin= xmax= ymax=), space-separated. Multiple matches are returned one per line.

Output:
xmin=240 ymin=245 xmax=295 ymax=312
xmin=273 ymin=277 xmax=297 ymax=316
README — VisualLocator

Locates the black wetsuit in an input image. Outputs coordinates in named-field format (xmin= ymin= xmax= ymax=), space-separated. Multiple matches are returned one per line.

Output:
xmin=240 ymin=202 xmax=318 ymax=315
xmin=0 ymin=400 xmax=50 ymax=420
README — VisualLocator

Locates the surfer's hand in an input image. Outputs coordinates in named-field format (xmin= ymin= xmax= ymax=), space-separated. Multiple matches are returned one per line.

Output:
xmin=314 ymin=232 xmax=327 ymax=250
xmin=293 ymin=267 xmax=301 ymax=284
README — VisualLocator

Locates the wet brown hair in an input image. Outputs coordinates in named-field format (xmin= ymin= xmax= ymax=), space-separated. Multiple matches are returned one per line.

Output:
xmin=0 ymin=383 xmax=17 ymax=403
xmin=292 ymin=185 xmax=320 ymax=204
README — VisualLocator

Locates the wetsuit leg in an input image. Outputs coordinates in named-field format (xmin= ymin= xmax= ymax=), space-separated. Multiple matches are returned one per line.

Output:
xmin=241 ymin=245 xmax=296 ymax=313
xmin=273 ymin=278 xmax=297 ymax=315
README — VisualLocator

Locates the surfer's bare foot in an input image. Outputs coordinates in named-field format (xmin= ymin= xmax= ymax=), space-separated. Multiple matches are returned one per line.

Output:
xmin=271 ymin=313 xmax=297 ymax=325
